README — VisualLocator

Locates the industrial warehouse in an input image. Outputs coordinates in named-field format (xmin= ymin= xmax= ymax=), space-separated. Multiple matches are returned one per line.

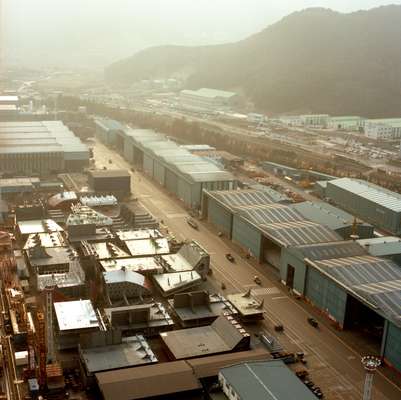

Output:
xmin=202 ymin=188 xmax=401 ymax=373
xmin=0 ymin=117 xmax=400 ymax=400
xmin=95 ymin=123 xmax=236 ymax=209
xmin=0 ymin=121 xmax=89 ymax=175
xmin=323 ymin=177 xmax=401 ymax=235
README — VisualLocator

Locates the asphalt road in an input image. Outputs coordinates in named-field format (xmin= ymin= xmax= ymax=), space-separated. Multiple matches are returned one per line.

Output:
xmin=93 ymin=139 xmax=401 ymax=400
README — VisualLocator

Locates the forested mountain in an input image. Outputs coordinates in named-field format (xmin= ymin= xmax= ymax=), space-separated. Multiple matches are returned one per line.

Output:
xmin=106 ymin=6 xmax=401 ymax=117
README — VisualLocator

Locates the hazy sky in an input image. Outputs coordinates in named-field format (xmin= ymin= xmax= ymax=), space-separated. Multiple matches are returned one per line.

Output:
xmin=4 ymin=0 xmax=401 ymax=68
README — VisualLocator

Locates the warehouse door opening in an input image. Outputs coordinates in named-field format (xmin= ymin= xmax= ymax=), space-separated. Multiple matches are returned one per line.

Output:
xmin=344 ymin=295 xmax=384 ymax=348
xmin=133 ymin=147 xmax=144 ymax=168
xmin=286 ymin=265 xmax=295 ymax=289
xmin=201 ymin=194 xmax=209 ymax=220
xmin=115 ymin=134 xmax=124 ymax=153
xmin=261 ymin=236 xmax=281 ymax=269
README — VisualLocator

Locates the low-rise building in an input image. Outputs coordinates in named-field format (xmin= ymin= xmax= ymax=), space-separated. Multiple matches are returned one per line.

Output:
xmin=104 ymin=302 xmax=173 ymax=335
xmin=103 ymin=269 xmax=152 ymax=303
xmin=160 ymin=240 xmax=210 ymax=279
xmin=180 ymin=88 xmax=238 ymax=111
xmin=26 ymin=245 xmax=77 ymax=275
xmin=0 ymin=121 xmax=89 ymax=174
xmin=326 ymin=178 xmax=401 ymax=235
xmin=79 ymin=330 xmax=157 ymax=387
xmin=365 ymin=118 xmax=401 ymax=140
xmin=219 ymin=360 xmax=317 ymax=400
xmin=300 ymin=114 xmax=329 ymax=127
xmin=160 ymin=315 xmax=250 ymax=360
xmin=357 ymin=236 xmax=401 ymax=266
xmin=169 ymin=291 xmax=237 ymax=327
xmin=88 ymin=169 xmax=131 ymax=196
xmin=100 ymin=256 xmax=164 ymax=276
xmin=54 ymin=299 xmax=100 ymax=349
xmin=94 ymin=118 xmax=125 ymax=145
xmin=226 ymin=291 xmax=265 ymax=322
xmin=152 ymin=270 xmax=202 ymax=297
xmin=327 ymin=116 xmax=365 ymax=131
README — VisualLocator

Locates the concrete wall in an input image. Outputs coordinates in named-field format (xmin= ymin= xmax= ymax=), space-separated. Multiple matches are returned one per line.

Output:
xmin=305 ymin=267 xmax=347 ymax=327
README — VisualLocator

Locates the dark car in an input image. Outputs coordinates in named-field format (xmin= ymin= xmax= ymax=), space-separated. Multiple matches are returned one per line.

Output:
xmin=225 ymin=253 xmax=235 ymax=263
xmin=186 ymin=218 xmax=198 ymax=230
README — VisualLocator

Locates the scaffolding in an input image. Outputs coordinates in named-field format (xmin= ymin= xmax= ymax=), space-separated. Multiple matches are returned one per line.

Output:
xmin=44 ymin=287 xmax=55 ymax=364
xmin=36 ymin=311 xmax=46 ymax=387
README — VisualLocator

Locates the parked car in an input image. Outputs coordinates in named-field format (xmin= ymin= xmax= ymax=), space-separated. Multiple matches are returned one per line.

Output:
xmin=254 ymin=276 xmax=262 ymax=285
xmin=186 ymin=218 xmax=198 ymax=230
xmin=307 ymin=317 xmax=319 ymax=328
xmin=225 ymin=253 xmax=235 ymax=263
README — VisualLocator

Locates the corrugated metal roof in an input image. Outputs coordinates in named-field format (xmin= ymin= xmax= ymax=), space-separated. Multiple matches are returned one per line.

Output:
xmin=260 ymin=220 xmax=342 ymax=247
xmin=248 ymin=184 xmax=290 ymax=203
xmin=238 ymin=204 xmax=304 ymax=226
xmin=95 ymin=118 xmax=124 ymax=132
xmin=311 ymin=255 xmax=401 ymax=326
xmin=220 ymin=360 xmax=316 ymax=400
xmin=207 ymin=189 xmax=278 ymax=211
xmin=357 ymin=237 xmax=401 ymax=257
xmin=328 ymin=178 xmax=401 ymax=212
xmin=291 ymin=201 xmax=354 ymax=230
xmin=0 ymin=120 xmax=88 ymax=156
xmin=294 ymin=240 xmax=367 ymax=261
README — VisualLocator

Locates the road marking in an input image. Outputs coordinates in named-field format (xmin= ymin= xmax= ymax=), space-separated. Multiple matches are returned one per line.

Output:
xmin=166 ymin=213 xmax=187 ymax=218
xmin=271 ymin=296 xmax=288 ymax=300
xmin=252 ymin=287 xmax=281 ymax=296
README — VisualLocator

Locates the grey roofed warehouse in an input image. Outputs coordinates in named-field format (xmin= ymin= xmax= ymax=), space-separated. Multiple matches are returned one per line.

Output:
xmin=219 ymin=360 xmax=317 ymax=400
xmin=204 ymin=189 xmax=284 ymax=212
xmin=113 ymin=127 xmax=235 ymax=209
xmin=307 ymin=254 xmax=401 ymax=327
xmin=0 ymin=121 xmax=89 ymax=174
xmin=326 ymin=177 xmax=401 ymax=235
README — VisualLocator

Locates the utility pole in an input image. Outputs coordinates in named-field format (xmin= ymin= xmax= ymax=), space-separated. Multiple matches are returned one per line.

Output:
xmin=361 ymin=355 xmax=381 ymax=400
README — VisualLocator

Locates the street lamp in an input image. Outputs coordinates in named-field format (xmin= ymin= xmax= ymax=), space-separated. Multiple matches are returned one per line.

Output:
xmin=361 ymin=355 xmax=381 ymax=400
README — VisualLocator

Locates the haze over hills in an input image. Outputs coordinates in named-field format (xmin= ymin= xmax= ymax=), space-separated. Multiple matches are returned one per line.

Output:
xmin=106 ymin=6 xmax=401 ymax=117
